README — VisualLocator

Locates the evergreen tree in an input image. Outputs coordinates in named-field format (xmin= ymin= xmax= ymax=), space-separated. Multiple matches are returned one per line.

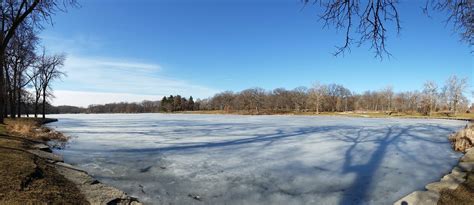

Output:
xmin=188 ymin=96 xmax=195 ymax=111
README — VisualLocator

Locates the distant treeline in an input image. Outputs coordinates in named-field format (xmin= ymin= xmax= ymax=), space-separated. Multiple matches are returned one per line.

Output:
xmin=54 ymin=75 xmax=472 ymax=116
xmin=84 ymin=95 xmax=197 ymax=113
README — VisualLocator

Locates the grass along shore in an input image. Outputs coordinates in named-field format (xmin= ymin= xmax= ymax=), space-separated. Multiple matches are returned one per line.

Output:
xmin=0 ymin=118 xmax=88 ymax=204
xmin=0 ymin=118 xmax=142 ymax=204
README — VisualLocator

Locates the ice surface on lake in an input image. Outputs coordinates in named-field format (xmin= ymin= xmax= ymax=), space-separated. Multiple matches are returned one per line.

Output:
xmin=50 ymin=114 xmax=466 ymax=205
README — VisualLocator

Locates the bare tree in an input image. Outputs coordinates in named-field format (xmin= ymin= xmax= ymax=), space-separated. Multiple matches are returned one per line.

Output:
xmin=0 ymin=0 xmax=75 ymax=123
xmin=422 ymin=81 xmax=438 ymax=116
xmin=303 ymin=0 xmax=472 ymax=58
xmin=291 ymin=87 xmax=308 ymax=112
xmin=37 ymin=50 xmax=65 ymax=119
xmin=443 ymin=75 xmax=468 ymax=114
xmin=271 ymin=88 xmax=292 ymax=112
xmin=382 ymin=86 xmax=394 ymax=111
xmin=31 ymin=62 xmax=41 ymax=118
xmin=308 ymin=82 xmax=327 ymax=114
xmin=22 ymin=89 xmax=34 ymax=117
xmin=5 ymin=24 xmax=37 ymax=118
xmin=424 ymin=0 xmax=473 ymax=46
xmin=239 ymin=88 xmax=266 ymax=114
xmin=77 ymin=75 xmax=470 ymax=116
xmin=325 ymin=84 xmax=350 ymax=112
xmin=211 ymin=91 xmax=236 ymax=111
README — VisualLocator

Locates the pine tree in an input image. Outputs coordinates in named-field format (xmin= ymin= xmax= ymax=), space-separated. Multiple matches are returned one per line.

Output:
xmin=188 ymin=96 xmax=195 ymax=111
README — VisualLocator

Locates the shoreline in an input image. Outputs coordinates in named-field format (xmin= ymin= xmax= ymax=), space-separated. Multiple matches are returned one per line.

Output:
xmin=178 ymin=111 xmax=474 ymax=121
xmin=0 ymin=118 xmax=88 ymax=203
xmin=41 ymin=119 xmax=142 ymax=205
xmin=395 ymin=148 xmax=474 ymax=205
xmin=0 ymin=118 xmax=142 ymax=205
xmin=395 ymin=123 xmax=474 ymax=205
xmin=53 ymin=111 xmax=473 ymax=122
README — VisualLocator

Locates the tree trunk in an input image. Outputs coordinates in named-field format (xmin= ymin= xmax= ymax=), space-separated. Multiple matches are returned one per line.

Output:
xmin=17 ymin=88 xmax=21 ymax=118
xmin=344 ymin=99 xmax=348 ymax=112
xmin=34 ymin=98 xmax=38 ymax=118
xmin=17 ymin=74 xmax=21 ymax=118
xmin=429 ymin=98 xmax=433 ymax=116
xmin=316 ymin=97 xmax=320 ymax=114
xmin=25 ymin=103 xmax=29 ymax=118
xmin=0 ymin=51 xmax=5 ymax=123
xmin=316 ymin=102 xmax=319 ymax=114
xmin=10 ymin=67 xmax=17 ymax=118
xmin=452 ymin=95 xmax=458 ymax=115
xmin=9 ymin=90 xmax=15 ymax=118
xmin=42 ymin=87 xmax=46 ymax=119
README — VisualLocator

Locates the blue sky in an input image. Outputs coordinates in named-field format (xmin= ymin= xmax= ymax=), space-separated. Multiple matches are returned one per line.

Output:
xmin=40 ymin=0 xmax=472 ymax=107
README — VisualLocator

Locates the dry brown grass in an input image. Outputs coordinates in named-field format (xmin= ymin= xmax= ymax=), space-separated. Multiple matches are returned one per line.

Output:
xmin=438 ymin=170 xmax=474 ymax=205
xmin=5 ymin=118 xmax=69 ymax=144
xmin=0 ymin=123 xmax=89 ymax=204
xmin=5 ymin=119 xmax=38 ymax=136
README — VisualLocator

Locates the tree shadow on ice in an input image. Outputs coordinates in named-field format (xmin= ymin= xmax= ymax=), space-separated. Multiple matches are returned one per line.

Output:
xmin=335 ymin=126 xmax=408 ymax=205
xmin=336 ymin=123 xmax=459 ymax=205
xmin=108 ymin=125 xmax=356 ymax=154
xmin=68 ymin=120 xmax=462 ymax=204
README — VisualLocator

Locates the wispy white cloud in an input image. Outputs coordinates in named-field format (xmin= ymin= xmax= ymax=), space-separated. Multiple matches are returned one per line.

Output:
xmin=41 ymin=34 xmax=219 ymax=106
xmin=40 ymin=33 xmax=104 ymax=54
xmin=53 ymin=90 xmax=162 ymax=107
xmin=50 ymin=55 xmax=219 ymax=106
xmin=65 ymin=56 xmax=162 ymax=74
xmin=98 ymin=61 xmax=161 ymax=71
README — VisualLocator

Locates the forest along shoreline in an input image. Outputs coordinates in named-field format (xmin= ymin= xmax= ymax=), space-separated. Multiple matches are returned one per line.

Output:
xmin=0 ymin=118 xmax=142 ymax=205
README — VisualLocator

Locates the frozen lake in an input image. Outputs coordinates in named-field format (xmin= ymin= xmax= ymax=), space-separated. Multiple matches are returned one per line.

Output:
xmin=49 ymin=114 xmax=466 ymax=205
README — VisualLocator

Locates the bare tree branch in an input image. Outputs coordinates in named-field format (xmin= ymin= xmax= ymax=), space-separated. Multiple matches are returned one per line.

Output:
xmin=303 ymin=0 xmax=401 ymax=59
xmin=425 ymin=0 xmax=473 ymax=47
xmin=304 ymin=0 xmax=472 ymax=58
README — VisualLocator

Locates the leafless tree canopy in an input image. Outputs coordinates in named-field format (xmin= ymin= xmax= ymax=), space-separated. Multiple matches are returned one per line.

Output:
xmin=0 ymin=0 xmax=75 ymax=122
xmin=0 ymin=0 xmax=75 ymax=123
xmin=72 ymin=75 xmax=471 ymax=116
xmin=1 ymin=0 xmax=76 ymax=51
xmin=304 ymin=0 xmax=473 ymax=58
xmin=37 ymin=50 xmax=66 ymax=119
xmin=442 ymin=75 xmax=468 ymax=114
xmin=425 ymin=0 xmax=473 ymax=45
xmin=5 ymin=24 xmax=37 ymax=118
xmin=196 ymin=75 xmax=470 ymax=115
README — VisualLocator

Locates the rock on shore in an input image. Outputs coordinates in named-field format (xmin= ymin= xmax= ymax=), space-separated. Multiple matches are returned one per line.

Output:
xmin=394 ymin=147 xmax=474 ymax=205
xmin=31 ymin=143 xmax=142 ymax=205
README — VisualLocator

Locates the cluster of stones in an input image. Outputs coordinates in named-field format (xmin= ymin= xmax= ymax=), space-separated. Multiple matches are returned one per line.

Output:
xmin=393 ymin=147 xmax=474 ymax=205
xmin=28 ymin=143 xmax=142 ymax=205
xmin=449 ymin=124 xmax=474 ymax=152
